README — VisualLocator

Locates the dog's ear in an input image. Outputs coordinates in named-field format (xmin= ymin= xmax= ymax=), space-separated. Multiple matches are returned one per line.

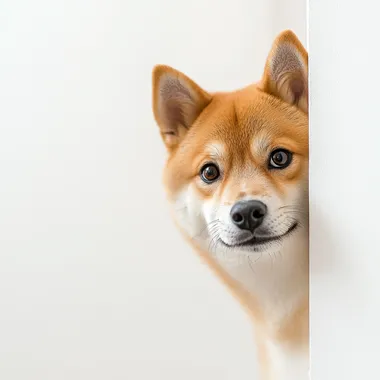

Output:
xmin=152 ymin=65 xmax=212 ymax=150
xmin=260 ymin=30 xmax=308 ymax=113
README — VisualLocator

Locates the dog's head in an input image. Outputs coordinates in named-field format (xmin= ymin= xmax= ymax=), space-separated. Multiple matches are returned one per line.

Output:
xmin=152 ymin=30 xmax=308 ymax=262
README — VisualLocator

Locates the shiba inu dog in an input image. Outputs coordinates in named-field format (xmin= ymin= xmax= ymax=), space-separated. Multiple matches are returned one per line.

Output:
xmin=151 ymin=30 xmax=309 ymax=380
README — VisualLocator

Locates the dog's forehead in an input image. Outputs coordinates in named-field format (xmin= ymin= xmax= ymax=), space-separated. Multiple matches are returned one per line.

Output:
xmin=188 ymin=101 xmax=259 ymax=152
xmin=188 ymin=89 xmax=308 ymax=159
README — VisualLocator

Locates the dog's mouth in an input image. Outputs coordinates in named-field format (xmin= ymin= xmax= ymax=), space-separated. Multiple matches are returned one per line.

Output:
xmin=220 ymin=222 xmax=298 ymax=248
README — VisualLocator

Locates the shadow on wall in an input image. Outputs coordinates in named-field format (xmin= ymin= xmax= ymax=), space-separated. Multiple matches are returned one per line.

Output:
xmin=309 ymin=205 xmax=338 ymax=275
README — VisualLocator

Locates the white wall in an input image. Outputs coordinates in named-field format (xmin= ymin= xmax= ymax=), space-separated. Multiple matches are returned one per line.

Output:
xmin=310 ymin=1 xmax=380 ymax=378
xmin=0 ymin=1 xmax=305 ymax=379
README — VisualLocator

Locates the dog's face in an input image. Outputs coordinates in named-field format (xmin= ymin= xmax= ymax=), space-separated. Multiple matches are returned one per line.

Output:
xmin=152 ymin=30 xmax=308 ymax=262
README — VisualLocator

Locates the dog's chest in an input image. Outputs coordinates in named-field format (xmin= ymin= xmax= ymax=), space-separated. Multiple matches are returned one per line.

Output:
xmin=214 ymin=251 xmax=309 ymax=379
xmin=263 ymin=339 xmax=309 ymax=380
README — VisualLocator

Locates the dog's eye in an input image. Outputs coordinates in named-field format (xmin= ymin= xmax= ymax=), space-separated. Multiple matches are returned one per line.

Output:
xmin=200 ymin=163 xmax=220 ymax=183
xmin=269 ymin=149 xmax=292 ymax=169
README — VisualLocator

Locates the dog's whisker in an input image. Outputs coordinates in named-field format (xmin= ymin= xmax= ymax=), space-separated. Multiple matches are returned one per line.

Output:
xmin=191 ymin=219 xmax=222 ymax=241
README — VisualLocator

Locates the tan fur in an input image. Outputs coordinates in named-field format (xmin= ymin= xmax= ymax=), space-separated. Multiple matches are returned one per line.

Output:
xmin=152 ymin=30 xmax=309 ymax=379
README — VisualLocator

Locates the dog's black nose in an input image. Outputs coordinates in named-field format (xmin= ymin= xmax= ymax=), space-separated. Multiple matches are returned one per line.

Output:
xmin=230 ymin=200 xmax=267 ymax=231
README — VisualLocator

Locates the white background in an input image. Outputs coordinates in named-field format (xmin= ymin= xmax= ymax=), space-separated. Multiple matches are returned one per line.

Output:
xmin=309 ymin=1 xmax=380 ymax=378
xmin=0 ymin=1 xmax=305 ymax=379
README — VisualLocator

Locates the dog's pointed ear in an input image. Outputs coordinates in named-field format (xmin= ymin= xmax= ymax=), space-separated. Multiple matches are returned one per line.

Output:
xmin=260 ymin=30 xmax=308 ymax=113
xmin=152 ymin=65 xmax=212 ymax=150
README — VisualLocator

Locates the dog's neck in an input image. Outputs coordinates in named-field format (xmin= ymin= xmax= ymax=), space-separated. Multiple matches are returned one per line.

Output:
xmin=210 ymin=228 xmax=308 ymax=321
xmin=206 ymin=228 xmax=309 ymax=379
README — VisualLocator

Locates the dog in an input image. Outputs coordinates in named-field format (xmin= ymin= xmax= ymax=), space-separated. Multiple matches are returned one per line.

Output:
xmin=151 ymin=30 xmax=309 ymax=380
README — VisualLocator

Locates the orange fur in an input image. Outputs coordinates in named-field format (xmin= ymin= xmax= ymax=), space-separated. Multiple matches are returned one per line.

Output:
xmin=152 ymin=30 xmax=309 ymax=379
